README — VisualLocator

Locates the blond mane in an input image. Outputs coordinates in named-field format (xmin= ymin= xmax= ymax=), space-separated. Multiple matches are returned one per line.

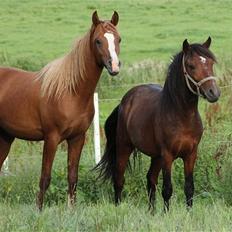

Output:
xmin=37 ymin=31 xmax=91 ymax=98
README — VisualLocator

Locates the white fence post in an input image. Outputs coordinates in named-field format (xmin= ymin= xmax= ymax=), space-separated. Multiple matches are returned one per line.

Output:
xmin=3 ymin=157 xmax=9 ymax=172
xmin=93 ymin=93 xmax=101 ymax=164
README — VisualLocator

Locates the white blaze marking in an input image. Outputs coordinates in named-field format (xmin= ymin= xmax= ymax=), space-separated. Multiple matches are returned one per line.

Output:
xmin=104 ymin=32 xmax=119 ymax=72
xmin=200 ymin=56 xmax=206 ymax=64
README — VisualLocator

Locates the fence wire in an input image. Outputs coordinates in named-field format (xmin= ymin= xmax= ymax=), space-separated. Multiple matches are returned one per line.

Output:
xmin=2 ymin=84 xmax=232 ymax=171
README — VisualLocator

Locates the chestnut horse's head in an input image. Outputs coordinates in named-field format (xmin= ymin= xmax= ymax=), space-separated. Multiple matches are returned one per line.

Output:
xmin=91 ymin=11 xmax=121 ymax=76
xmin=182 ymin=37 xmax=220 ymax=103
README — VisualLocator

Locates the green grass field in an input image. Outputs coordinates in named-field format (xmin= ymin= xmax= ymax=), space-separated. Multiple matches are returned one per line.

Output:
xmin=0 ymin=0 xmax=232 ymax=231
xmin=1 ymin=200 xmax=231 ymax=231
xmin=0 ymin=0 xmax=232 ymax=65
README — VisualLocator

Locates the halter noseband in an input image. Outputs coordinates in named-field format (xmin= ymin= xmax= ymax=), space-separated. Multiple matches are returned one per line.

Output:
xmin=182 ymin=54 xmax=216 ymax=97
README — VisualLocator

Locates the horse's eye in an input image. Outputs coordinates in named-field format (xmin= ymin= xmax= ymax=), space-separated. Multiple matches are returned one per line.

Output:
xmin=188 ymin=64 xmax=195 ymax=70
xmin=96 ymin=39 xmax=101 ymax=46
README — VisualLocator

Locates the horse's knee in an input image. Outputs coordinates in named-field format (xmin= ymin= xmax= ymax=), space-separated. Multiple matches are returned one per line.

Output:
xmin=68 ymin=172 xmax=77 ymax=184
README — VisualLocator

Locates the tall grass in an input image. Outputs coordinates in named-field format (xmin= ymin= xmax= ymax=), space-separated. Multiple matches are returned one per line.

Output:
xmin=0 ymin=200 xmax=231 ymax=232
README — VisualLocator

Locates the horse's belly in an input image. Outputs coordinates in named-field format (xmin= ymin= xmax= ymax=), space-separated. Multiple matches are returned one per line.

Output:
xmin=129 ymin=126 xmax=160 ymax=156
xmin=0 ymin=119 xmax=43 ymax=140
xmin=136 ymin=144 xmax=160 ymax=157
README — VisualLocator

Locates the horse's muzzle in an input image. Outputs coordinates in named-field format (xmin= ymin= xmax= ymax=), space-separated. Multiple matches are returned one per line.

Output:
xmin=105 ymin=60 xmax=121 ymax=76
xmin=203 ymin=85 xmax=221 ymax=103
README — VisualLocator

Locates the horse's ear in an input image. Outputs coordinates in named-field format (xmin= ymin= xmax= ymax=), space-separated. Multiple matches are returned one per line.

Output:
xmin=111 ymin=11 xmax=119 ymax=26
xmin=183 ymin=39 xmax=190 ymax=53
xmin=92 ymin=11 xmax=100 ymax=26
xmin=202 ymin=36 xmax=211 ymax=49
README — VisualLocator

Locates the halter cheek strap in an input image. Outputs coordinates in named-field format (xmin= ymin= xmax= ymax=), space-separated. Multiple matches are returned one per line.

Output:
xmin=182 ymin=54 xmax=217 ymax=97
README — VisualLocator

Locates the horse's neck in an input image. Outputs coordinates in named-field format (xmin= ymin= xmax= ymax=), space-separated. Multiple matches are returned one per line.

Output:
xmin=76 ymin=49 xmax=103 ymax=99
xmin=162 ymin=72 xmax=199 ymax=116
xmin=79 ymin=65 xmax=102 ymax=98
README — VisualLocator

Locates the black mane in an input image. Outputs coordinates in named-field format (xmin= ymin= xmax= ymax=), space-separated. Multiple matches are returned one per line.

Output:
xmin=161 ymin=43 xmax=216 ymax=110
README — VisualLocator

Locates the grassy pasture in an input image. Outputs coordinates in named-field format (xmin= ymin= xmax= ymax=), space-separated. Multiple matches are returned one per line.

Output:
xmin=0 ymin=0 xmax=232 ymax=65
xmin=0 ymin=0 xmax=232 ymax=231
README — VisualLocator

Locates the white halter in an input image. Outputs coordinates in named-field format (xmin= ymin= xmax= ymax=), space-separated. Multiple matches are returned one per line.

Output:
xmin=182 ymin=54 xmax=216 ymax=97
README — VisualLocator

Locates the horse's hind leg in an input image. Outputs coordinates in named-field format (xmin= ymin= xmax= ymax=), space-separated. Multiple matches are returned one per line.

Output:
xmin=146 ymin=156 xmax=162 ymax=212
xmin=36 ymin=133 xmax=60 ymax=210
xmin=113 ymin=143 xmax=134 ymax=205
xmin=67 ymin=134 xmax=85 ymax=207
xmin=161 ymin=150 xmax=174 ymax=212
xmin=0 ymin=131 xmax=14 ymax=172
xmin=183 ymin=150 xmax=197 ymax=208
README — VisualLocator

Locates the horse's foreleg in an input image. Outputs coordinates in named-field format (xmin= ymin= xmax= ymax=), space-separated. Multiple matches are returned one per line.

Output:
xmin=67 ymin=134 xmax=85 ymax=208
xmin=114 ymin=145 xmax=133 ymax=205
xmin=183 ymin=150 xmax=197 ymax=208
xmin=146 ymin=156 xmax=162 ymax=212
xmin=37 ymin=134 xmax=60 ymax=211
xmin=0 ymin=132 xmax=14 ymax=172
xmin=161 ymin=150 xmax=173 ymax=212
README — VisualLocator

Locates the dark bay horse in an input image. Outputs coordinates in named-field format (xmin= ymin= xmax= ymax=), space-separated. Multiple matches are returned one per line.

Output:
xmin=96 ymin=37 xmax=220 ymax=211
xmin=0 ymin=11 xmax=121 ymax=210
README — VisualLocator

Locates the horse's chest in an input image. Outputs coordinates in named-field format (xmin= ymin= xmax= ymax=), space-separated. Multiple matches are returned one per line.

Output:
xmin=47 ymin=100 xmax=95 ymax=138
xmin=169 ymin=130 xmax=201 ymax=157
xmin=162 ymin=115 xmax=203 ymax=157
xmin=63 ymin=108 xmax=94 ymax=133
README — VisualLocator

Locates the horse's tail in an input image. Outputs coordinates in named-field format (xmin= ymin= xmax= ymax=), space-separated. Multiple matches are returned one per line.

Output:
xmin=94 ymin=105 xmax=119 ymax=182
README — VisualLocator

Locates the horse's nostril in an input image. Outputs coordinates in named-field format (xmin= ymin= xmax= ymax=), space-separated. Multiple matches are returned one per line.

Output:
xmin=206 ymin=87 xmax=220 ymax=102
xmin=108 ymin=59 xmax=112 ymax=66
xmin=209 ymin=88 xmax=214 ymax=96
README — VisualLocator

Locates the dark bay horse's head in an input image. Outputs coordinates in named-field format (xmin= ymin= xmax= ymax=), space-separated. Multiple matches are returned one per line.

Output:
xmin=182 ymin=37 xmax=220 ymax=103
xmin=91 ymin=11 xmax=121 ymax=76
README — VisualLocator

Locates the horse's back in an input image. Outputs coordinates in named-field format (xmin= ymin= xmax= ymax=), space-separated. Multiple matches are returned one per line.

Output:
xmin=0 ymin=67 xmax=37 ymax=93
xmin=0 ymin=66 xmax=35 ymax=79
xmin=122 ymin=84 xmax=162 ymax=99
xmin=120 ymin=84 xmax=162 ymax=113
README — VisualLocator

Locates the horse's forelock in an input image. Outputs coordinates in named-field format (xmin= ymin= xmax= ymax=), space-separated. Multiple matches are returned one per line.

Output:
xmin=190 ymin=44 xmax=216 ymax=62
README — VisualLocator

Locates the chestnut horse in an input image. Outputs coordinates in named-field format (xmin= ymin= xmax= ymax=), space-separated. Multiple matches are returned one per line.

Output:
xmin=96 ymin=37 xmax=220 ymax=211
xmin=0 ymin=11 xmax=121 ymax=210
